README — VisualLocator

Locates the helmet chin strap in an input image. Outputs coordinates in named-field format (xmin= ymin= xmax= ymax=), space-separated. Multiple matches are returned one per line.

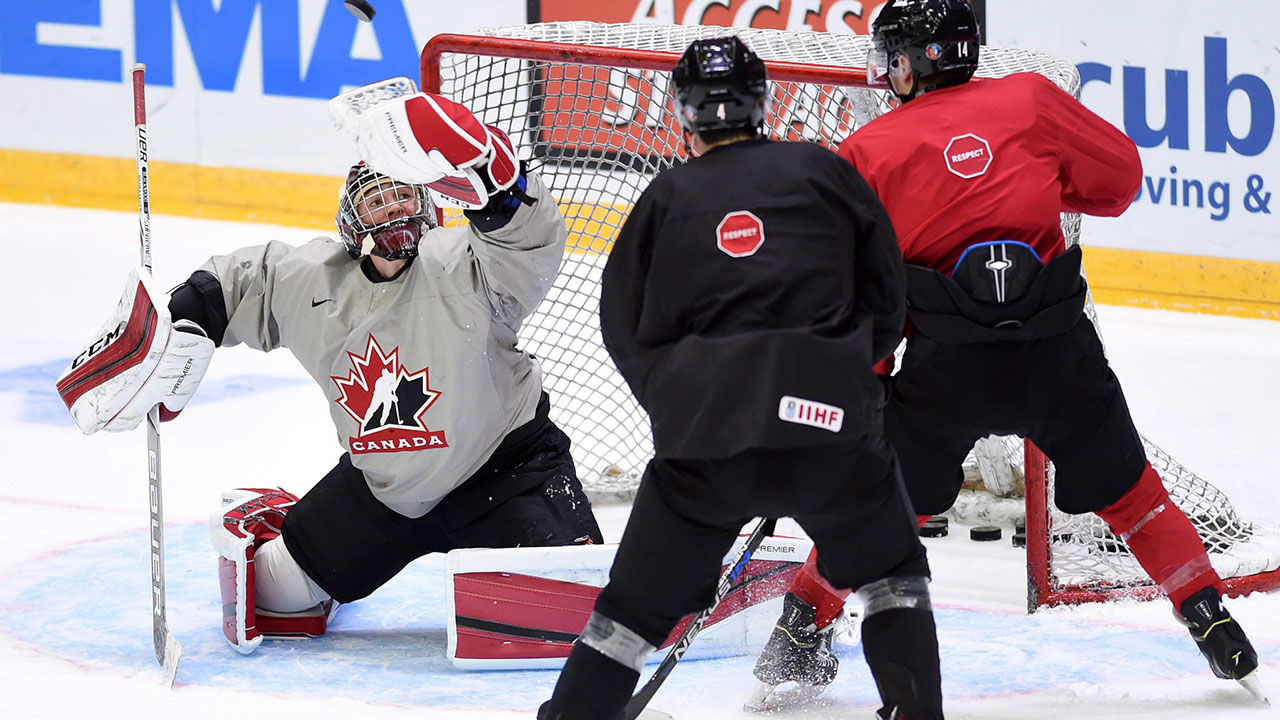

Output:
xmin=681 ymin=128 xmax=698 ymax=158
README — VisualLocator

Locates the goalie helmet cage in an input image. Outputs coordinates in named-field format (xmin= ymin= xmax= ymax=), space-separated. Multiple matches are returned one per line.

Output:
xmin=420 ymin=21 xmax=1280 ymax=610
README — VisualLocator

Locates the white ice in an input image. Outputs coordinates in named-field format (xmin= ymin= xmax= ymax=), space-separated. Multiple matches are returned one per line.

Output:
xmin=2 ymin=202 xmax=1279 ymax=719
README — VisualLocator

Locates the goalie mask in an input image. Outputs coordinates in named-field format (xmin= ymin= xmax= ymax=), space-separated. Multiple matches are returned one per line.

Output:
xmin=336 ymin=162 xmax=438 ymax=260
xmin=868 ymin=0 xmax=980 ymax=101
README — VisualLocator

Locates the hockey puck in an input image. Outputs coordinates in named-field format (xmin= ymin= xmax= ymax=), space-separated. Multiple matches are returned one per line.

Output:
xmin=1011 ymin=531 xmax=1027 ymax=548
xmin=970 ymin=526 xmax=1002 ymax=542
xmin=1015 ymin=519 xmax=1026 ymax=535
xmin=919 ymin=516 xmax=949 ymax=538
xmin=344 ymin=0 xmax=376 ymax=21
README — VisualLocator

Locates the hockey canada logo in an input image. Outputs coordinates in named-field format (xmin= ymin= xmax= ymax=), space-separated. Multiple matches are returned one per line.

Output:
xmin=944 ymin=133 xmax=993 ymax=179
xmin=331 ymin=335 xmax=447 ymax=455
xmin=716 ymin=210 xmax=765 ymax=257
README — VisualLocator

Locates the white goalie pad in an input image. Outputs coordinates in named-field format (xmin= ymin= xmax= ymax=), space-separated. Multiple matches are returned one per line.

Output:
xmin=209 ymin=488 xmax=335 ymax=654
xmin=56 ymin=267 xmax=213 ymax=434
xmin=210 ymin=488 xmax=264 ymax=654
xmin=445 ymin=535 xmax=811 ymax=670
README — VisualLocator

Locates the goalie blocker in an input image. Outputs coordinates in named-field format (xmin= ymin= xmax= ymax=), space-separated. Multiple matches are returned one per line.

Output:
xmin=56 ymin=267 xmax=214 ymax=434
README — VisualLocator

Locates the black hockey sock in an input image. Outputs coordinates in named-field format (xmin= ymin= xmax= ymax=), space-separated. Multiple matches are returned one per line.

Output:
xmin=861 ymin=608 xmax=944 ymax=720
xmin=538 ymin=644 xmax=641 ymax=720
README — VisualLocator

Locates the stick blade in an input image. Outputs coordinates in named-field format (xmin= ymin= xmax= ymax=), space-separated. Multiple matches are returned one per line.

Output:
xmin=153 ymin=618 xmax=181 ymax=687
xmin=162 ymin=633 xmax=182 ymax=687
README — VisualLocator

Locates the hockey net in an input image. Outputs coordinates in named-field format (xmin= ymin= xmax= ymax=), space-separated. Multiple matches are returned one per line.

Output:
xmin=420 ymin=21 xmax=1280 ymax=609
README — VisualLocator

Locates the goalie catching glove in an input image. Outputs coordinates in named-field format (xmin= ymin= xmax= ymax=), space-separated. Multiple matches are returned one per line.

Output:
xmin=329 ymin=77 xmax=520 ymax=210
xmin=55 ymin=267 xmax=214 ymax=434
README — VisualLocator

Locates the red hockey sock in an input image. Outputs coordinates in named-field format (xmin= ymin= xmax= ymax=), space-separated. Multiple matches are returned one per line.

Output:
xmin=788 ymin=548 xmax=853 ymax=629
xmin=1095 ymin=462 xmax=1225 ymax=609
xmin=787 ymin=518 xmax=933 ymax=629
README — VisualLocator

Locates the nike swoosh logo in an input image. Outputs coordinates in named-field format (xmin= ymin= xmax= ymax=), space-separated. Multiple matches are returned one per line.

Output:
xmin=312 ymin=298 xmax=334 ymax=307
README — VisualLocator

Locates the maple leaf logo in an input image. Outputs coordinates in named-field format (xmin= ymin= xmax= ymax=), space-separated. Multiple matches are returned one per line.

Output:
xmin=331 ymin=335 xmax=447 ymax=455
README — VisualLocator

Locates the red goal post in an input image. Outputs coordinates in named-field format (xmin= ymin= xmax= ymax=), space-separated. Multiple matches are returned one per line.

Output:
xmin=419 ymin=22 xmax=1280 ymax=610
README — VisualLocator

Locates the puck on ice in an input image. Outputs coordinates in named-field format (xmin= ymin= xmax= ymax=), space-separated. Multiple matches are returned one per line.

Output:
xmin=1015 ymin=519 xmax=1026 ymax=535
xmin=920 ymin=516 xmax=949 ymax=538
xmin=970 ymin=526 xmax=1002 ymax=542
xmin=344 ymin=0 xmax=376 ymax=21
xmin=1011 ymin=531 xmax=1027 ymax=548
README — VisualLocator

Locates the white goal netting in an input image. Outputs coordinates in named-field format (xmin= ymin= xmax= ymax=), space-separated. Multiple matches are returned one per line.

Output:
xmin=422 ymin=21 xmax=1280 ymax=606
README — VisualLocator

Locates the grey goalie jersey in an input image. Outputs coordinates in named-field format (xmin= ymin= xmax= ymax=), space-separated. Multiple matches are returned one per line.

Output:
xmin=201 ymin=173 xmax=566 ymax=517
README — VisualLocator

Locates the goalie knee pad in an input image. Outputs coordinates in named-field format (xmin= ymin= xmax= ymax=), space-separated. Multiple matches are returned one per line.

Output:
xmin=209 ymin=488 xmax=335 ymax=653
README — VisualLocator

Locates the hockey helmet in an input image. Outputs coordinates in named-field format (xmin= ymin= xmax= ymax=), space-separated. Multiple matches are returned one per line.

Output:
xmin=671 ymin=36 xmax=769 ymax=135
xmin=868 ymin=0 xmax=980 ymax=99
xmin=336 ymin=162 xmax=438 ymax=261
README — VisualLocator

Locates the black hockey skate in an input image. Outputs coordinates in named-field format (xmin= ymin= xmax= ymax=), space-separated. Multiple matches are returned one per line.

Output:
xmin=744 ymin=592 xmax=840 ymax=712
xmin=1178 ymin=586 xmax=1268 ymax=704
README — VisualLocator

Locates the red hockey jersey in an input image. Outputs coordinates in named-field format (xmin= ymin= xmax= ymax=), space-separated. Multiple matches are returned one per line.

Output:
xmin=838 ymin=72 xmax=1142 ymax=274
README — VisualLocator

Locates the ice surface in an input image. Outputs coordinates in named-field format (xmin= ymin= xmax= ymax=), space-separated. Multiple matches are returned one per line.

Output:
xmin=2 ymin=203 xmax=1278 ymax=719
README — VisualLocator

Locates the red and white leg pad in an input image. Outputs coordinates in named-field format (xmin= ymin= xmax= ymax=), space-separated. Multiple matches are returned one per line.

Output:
xmin=209 ymin=488 xmax=336 ymax=654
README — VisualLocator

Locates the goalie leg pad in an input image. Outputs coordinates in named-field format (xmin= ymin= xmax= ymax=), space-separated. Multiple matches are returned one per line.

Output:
xmin=210 ymin=488 xmax=320 ymax=653
xmin=216 ymin=547 xmax=261 ymax=654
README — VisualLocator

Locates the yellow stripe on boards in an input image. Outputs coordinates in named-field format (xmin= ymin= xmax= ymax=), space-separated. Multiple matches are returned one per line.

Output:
xmin=0 ymin=148 xmax=338 ymax=230
xmin=4 ymin=147 xmax=1279 ymax=320
xmin=1083 ymin=247 xmax=1280 ymax=320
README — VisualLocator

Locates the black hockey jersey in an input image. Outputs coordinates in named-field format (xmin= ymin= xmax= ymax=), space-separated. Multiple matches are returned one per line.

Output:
xmin=600 ymin=138 xmax=905 ymax=460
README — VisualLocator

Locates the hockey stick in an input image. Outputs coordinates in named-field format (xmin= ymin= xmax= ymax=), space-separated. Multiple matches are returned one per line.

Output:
xmin=133 ymin=63 xmax=182 ymax=686
xmin=623 ymin=517 xmax=779 ymax=720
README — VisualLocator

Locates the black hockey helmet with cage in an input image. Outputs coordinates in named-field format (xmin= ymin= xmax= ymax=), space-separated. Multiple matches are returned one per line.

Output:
xmin=868 ymin=0 xmax=980 ymax=98
xmin=671 ymin=36 xmax=769 ymax=135
xmin=335 ymin=162 xmax=438 ymax=261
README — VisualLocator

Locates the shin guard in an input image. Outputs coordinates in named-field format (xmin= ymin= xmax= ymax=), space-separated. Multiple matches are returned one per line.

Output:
xmin=857 ymin=576 xmax=943 ymax=720
xmin=539 ymin=615 xmax=645 ymax=720
xmin=1096 ymin=463 xmax=1225 ymax=608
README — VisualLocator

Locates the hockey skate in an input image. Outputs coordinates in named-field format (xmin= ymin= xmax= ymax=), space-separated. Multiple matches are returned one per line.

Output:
xmin=1178 ymin=586 xmax=1269 ymax=704
xmin=744 ymin=592 xmax=844 ymax=712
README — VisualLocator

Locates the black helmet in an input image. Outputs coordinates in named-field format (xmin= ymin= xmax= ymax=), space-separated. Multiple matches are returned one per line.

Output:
xmin=335 ymin=162 xmax=437 ymax=261
xmin=868 ymin=0 xmax=980 ymax=99
xmin=672 ymin=36 xmax=769 ymax=135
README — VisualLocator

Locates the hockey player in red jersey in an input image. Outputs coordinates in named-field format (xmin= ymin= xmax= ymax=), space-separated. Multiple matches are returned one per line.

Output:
xmin=538 ymin=36 xmax=944 ymax=720
xmin=57 ymin=83 xmax=603 ymax=654
xmin=748 ymin=0 xmax=1264 ymax=709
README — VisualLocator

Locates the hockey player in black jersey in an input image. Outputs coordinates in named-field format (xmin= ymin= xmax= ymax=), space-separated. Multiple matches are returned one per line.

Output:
xmin=537 ymin=36 xmax=945 ymax=720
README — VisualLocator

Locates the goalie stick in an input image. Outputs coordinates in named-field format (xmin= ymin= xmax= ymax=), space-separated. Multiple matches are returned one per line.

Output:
xmin=133 ymin=63 xmax=182 ymax=686
xmin=623 ymin=517 xmax=779 ymax=720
